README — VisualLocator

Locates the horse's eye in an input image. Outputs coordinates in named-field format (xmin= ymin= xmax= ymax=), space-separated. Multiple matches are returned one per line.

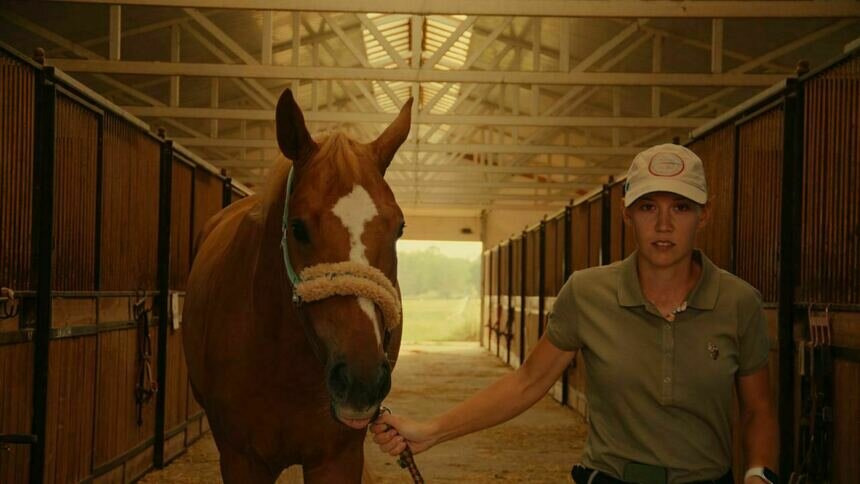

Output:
xmin=397 ymin=222 xmax=405 ymax=239
xmin=291 ymin=220 xmax=310 ymax=243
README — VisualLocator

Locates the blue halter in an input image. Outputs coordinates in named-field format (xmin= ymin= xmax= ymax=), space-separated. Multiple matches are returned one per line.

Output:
xmin=280 ymin=166 xmax=302 ymax=301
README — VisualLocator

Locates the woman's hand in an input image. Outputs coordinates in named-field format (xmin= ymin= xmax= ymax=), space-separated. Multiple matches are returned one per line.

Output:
xmin=370 ymin=413 xmax=438 ymax=456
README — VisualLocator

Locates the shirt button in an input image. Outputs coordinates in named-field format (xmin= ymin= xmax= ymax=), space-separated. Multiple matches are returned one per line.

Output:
xmin=664 ymin=376 xmax=672 ymax=383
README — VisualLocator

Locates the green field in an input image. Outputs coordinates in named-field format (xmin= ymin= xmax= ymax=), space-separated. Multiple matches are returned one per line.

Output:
xmin=400 ymin=297 xmax=481 ymax=342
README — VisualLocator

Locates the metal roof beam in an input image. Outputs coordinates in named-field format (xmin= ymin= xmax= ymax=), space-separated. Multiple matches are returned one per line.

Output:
xmin=47 ymin=59 xmax=787 ymax=87
xmin=219 ymin=160 xmax=628 ymax=176
xmin=134 ymin=111 xmax=708 ymax=128
xmin=46 ymin=1 xmax=860 ymax=18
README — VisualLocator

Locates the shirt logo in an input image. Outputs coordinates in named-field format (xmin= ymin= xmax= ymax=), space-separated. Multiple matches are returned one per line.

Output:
xmin=707 ymin=342 xmax=719 ymax=360
xmin=648 ymin=152 xmax=685 ymax=177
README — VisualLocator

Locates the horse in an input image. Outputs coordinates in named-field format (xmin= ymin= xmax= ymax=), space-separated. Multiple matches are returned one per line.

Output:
xmin=182 ymin=88 xmax=412 ymax=483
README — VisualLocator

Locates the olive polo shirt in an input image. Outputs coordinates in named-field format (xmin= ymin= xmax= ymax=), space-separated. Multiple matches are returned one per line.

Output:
xmin=546 ymin=250 xmax=770 ymax=483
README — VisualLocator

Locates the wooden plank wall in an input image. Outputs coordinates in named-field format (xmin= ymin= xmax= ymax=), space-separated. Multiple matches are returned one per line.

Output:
xmin=0 ymin=50 xmax=36 ymax=483
xmin=0 ymin=343 xmax=34 ymax=483
xmin=43 ymin=93 xmax=100 ymax=484
xmin=798 ymin=55 xmax=860 ymax=481
xmin=608 ymin=182 xmax=624 ymax=263
xmin=736 ymin=108 xmax=784 ymax=304
xmin=164 ymin=158 xmax=195 ymax=462
xmin=689 ymin=124 xmax=737 ymax=271
xmin=100 ymin=114 xmax=161 ymax=291
xmin=0 ymin=43 xmax=258 ymax=482
xmin=52 ymin=94 xmax=98 ymax=292
xmin=508 ymin=236 xmax=522 ymax=366
xmin=0 ymin=51 xmax=34 ymax=291
xmin=523 ymin=229 xmax=541 ymax=363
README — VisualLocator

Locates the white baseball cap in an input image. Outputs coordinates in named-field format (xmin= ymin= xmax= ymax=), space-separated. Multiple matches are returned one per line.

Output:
xmin=623 ymin=143 xmax=708 ymax=207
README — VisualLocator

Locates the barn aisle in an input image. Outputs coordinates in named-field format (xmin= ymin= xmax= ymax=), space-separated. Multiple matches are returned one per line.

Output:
xmin=139 ymin=342 xmax=587 ymax=483
xmin=365 ymin=342 xmax=587 ymax=483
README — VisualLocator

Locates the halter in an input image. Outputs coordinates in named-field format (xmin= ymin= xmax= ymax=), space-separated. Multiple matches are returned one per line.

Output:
xmin=280 ymin=166 xmax=402 ymax=332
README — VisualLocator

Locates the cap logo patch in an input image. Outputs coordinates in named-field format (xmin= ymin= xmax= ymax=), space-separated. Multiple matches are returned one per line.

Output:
xmin=648 ymin=152 xmax=685 ymax=177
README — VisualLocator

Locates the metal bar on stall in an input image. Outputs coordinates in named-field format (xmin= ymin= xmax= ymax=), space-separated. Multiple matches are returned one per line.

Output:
xmin=221 ymin=168 xmax=232 ymax=208
xmin=600 ymin=184 xmax=611 ymax=266
xmin=537 ymin=220 xmax=546 ymax=338
xmin=561 ymin=205 xmax=573 ymax=406
xmin=154 ymin=139 xmax=174 ymax=468
xmin=777 ymin=78 xmax=802 ymax=477
xmin=519 ymin=233 xmax=527 ymax=366
xmin=30 ymin=65 xmax=57 ymax=484
xmin=504 ymin=241 xmax=512 ymax=359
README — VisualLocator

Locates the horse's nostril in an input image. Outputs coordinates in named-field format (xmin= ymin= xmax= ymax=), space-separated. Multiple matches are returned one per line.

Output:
xmin=328 ymin=362 xmax=351 ymax=401
xmin=376 ymin=364 xmax=392 ymax=401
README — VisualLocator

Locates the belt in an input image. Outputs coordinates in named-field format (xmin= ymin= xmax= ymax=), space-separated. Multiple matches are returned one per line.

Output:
xmin=571 ymin=464 xmax=733 ymax=484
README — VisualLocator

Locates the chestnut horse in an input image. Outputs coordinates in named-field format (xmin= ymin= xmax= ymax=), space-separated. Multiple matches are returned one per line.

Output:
xmin=182 ymin=88 xmax=411 ymax=483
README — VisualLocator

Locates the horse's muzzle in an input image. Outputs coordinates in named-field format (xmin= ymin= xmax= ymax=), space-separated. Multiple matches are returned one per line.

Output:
xmin=327 ymin=359 xmax=391 ymax=427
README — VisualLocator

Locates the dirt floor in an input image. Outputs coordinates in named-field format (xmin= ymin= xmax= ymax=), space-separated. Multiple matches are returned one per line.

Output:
xmin=139 ymin=342 xmax=587 ymax=483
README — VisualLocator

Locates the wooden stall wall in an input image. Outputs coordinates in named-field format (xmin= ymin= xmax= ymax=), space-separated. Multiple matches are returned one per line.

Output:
xmin=688 ymin=124 xmax=736 ymax=271
xmin=797 ymin=54 xmax=860 ymax=483
xmin=545 ymin=212 xmax=567 ymax=403
xmin=493 ymin=243 xmax=511 ymax=359
xmin=520 ymin=228 xmax=540 ymax=366
xmin=608 ymin=182 xmax=624 ymax=263
xmin=0 ymin=48 xmax=37 ymax=484
xmin=566 ymin=199 xmax=596 ymax=417
xmin=736 ymin=108 xmax=784 ymax=304
xmin=42 ymin=92 xmax=100 ymax=484
xmin=93 ymin=112 xmax=162 ymax=482
xmin=162 ymin=157 xmax=195 ymax=464
xmin=481 ymin=251 xmax=490 ymax=348
xmin=485 ymin=248 xmax=498 ymax=352
xmin=507 ymin=237 xmax=522 ymax=366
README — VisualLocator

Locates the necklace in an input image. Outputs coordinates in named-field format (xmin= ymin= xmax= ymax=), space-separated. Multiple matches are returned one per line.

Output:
xmin=663 ymin=301 xmax=688 ymax=322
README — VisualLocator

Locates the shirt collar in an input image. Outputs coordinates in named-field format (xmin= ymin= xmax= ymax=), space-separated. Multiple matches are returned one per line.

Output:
xmin=618 ymin=249 xmax=719 ymax=310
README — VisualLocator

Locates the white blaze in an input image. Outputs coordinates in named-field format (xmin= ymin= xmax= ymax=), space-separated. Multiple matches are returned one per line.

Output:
xmin=332 ymin=186 xmax=382 ymax=345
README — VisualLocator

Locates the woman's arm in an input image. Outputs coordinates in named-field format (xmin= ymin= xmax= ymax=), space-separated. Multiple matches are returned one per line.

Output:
xmin=372 ymin=336 xmax=575 ymax=455
xmin=736 ymin=365 xmax=779 ymax=482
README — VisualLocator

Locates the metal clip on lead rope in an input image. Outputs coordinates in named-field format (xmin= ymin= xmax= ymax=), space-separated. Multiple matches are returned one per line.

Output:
xmin=377 ymin=406 xmax=424 ymax=484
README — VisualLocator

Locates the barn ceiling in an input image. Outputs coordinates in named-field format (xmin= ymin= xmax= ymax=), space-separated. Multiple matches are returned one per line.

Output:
xmin=1 ymin=1 xmax=859 ymax=216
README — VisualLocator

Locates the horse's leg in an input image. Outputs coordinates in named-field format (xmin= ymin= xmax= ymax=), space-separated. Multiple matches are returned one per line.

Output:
xmin=218 ymin=444 xmax=277 ymax=484
xmin=301 ymin=444 xmax=364 ymax=484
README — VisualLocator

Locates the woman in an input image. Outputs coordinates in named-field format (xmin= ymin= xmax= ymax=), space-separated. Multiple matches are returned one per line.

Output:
xmin=371 ymin=144 xmax=779 ymax=484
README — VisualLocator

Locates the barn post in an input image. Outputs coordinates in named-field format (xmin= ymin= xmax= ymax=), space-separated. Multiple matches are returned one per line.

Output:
xmin=29 ymin=64 xmax=57 ymax=484
xmin=561 ymin=205 xmax=573 ymax=406
xmin=537 ymin=219 xmax=546 ymax=338
xmin=600 ymin=184 xmax=611 ymax=266
xmin=777 ymin=78 xmax=803 ymax=477
xmin=221 ymin=168 xmax=232 ymax=208
xmin=519 ymin=231 xmax=527 ymax=366
xmin=154 ymin=138 xmax=173 ymax=468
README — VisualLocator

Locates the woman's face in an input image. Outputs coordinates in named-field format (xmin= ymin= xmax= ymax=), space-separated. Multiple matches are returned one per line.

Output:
xmin=623 ymin=191 xmax=710 ymax=269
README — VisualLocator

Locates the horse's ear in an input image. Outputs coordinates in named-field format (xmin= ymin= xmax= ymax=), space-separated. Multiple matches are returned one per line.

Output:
xmin=276 ymin=89 xmax=317 ymax=167
xmin=370 ymin=97 xmax=413 ymax=174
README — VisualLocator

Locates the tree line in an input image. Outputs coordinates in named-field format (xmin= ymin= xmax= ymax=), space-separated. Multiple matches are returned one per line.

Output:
xmin=397 ymin=247 xmax=480 ymax=298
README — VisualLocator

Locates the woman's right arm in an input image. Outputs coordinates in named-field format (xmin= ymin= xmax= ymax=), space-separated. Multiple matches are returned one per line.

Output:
xmin=371 ymin=336 xmax=575 ymax=456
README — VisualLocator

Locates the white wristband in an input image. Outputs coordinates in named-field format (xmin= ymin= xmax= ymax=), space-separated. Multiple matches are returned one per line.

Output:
xmin=744 ymin=467 xmax=773 ymax=484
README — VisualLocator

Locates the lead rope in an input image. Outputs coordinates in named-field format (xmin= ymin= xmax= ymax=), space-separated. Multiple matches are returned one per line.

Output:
xmin=377 ymin=406 xmax=424 ymax=484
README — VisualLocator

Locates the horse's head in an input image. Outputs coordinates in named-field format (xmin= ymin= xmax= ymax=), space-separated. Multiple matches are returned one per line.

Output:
xmin=275 ymin=89 xmax=409 ymax=429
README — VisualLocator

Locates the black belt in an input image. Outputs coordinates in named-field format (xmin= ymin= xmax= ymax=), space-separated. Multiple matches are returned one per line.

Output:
xmin=571 ymin=464 xmax=733 ymax=484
